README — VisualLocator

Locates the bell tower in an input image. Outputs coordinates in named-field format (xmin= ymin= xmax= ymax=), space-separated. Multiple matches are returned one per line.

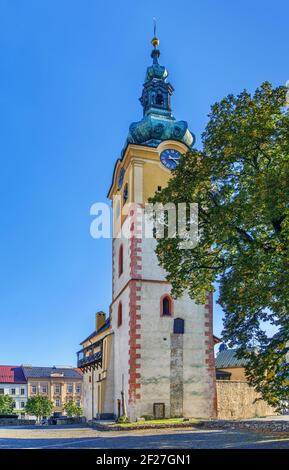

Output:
xmin=139 ymin=36 xmax=173 ymax=118
xmin=108 ymin=34 xmax=216 ymax=421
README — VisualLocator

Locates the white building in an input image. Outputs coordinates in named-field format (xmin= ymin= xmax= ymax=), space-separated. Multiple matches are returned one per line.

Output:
xmin=0 ymin=365 xmax=28 ymax=417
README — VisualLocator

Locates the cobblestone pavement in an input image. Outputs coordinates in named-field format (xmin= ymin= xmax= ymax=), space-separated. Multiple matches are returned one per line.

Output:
xmin=0 ymin=425 xmax=289 ymax=449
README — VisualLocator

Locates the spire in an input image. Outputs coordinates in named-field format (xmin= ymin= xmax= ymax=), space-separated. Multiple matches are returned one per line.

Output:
xmin=151 ymin=18 xmax=160 ymax=64
xmin=139 ymin=23 xmax=173 ymax=117
xmin=120 ymin=28 xmax=195 ymax=154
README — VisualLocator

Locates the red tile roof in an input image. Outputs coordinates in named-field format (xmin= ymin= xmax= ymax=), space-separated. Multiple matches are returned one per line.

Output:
xmin=0 ymin=366 xmax=26 ymax=384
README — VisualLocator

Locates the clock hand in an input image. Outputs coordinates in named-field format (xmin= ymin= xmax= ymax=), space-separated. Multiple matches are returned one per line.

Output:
xmin=168 ymin=156 xmax=180 ymax=164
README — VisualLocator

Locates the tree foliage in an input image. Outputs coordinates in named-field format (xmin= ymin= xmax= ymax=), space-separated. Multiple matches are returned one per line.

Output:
xmin=25 ymin=396 xmax=53 ymax=421
xmin=151 ymin=82 xmax=289 ymax=408
xmin=0 ymin=395 xmax=14 ymax=414
xmin=63 ymin=400 xmax=82 ymax=417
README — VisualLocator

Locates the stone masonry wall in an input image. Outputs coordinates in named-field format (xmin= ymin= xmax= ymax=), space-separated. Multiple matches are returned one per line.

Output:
xmin=216 ymin=381 xmax=276 ymax=419
xmin=0 ymin=418 xmax=36 ymax=425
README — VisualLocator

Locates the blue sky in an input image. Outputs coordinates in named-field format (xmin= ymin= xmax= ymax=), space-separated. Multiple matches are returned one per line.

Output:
xmin=0 ymin=0 xmax=287 ymax=366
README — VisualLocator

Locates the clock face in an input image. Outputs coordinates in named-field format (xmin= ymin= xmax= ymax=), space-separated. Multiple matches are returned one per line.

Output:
xmin=118 ymin=167 xmax=125 ymax=190
xmin=160 ymin=149 xmax=181 ymax=170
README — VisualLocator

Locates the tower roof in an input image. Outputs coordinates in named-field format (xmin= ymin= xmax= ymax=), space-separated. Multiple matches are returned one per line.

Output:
xmin=120 ymin=33 xmax=195 ymax=157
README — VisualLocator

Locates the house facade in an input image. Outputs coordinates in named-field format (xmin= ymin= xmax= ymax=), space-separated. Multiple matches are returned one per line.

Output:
xmin=0 ymin=366 xmax=28 ymax=417
xmin=23 ymin=366 xmax=83 ymax=416
xmin=78 ymin=35 xmax=217 ymax=422
xmin=215 ymin=349 xmax=248 ymax=381
xmin=77 ymin=312 xmax=114 ymax=420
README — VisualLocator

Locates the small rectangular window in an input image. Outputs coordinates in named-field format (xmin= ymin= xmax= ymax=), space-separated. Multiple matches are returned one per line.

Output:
xmin=67 ymin=384 xmax=73 ymax=394
xmin=0 ymin=388 xmax=4 ymax=395
xmin=11 ymin=388 xmax=16 ymax=395
xmin=173 ymin=318 xmax=185 ymax=334
xmin=31 ymin=385 xmax=37 ymax=394
xmin=20 ymin=388 xmax=25 ymax=395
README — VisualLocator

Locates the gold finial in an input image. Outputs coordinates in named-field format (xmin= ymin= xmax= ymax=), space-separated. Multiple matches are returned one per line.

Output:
xmin=151 ymin=17 xmax=159 ymax=47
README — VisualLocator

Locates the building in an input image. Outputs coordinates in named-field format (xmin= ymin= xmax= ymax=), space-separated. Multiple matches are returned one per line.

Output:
xmin=215 ymin=349 xmax=248 ymax=381
xmin=0 ymin=366 xmax=28 ymax=417
xmin=77 ymin=312 xmax=114 ymax=420
xmin=22 ymin=366 xmax=83 ymax=417
xmin=78 ymin=34 xmax=217 ymax=421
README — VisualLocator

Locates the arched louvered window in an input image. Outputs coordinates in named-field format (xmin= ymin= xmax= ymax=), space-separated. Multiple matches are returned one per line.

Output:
xmin=156 ymin=92 xmax=164 ymax=106
xmin=173 ymin=318 xmax=184 ymax=334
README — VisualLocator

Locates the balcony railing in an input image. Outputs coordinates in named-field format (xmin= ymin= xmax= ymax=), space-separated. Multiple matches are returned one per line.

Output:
xmin=77 ymin=351 xmax=102 ymax=370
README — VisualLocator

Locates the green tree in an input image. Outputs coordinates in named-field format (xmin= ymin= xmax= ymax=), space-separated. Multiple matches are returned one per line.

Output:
xmin=0 ymin=395 xmax=14 ymax=414
xmin=63 ymin=400 xmax=82 ymax=417
xmin=25 ymin=396 xmax=53 ymax=422
xmin=151 ymin=82 xmax=289 ymax=409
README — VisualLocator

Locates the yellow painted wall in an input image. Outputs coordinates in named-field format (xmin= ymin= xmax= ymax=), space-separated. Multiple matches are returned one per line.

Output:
xmin=217 ymin=367 xmax=247 ymax=381
xmin=142 ymin=161 xmax=170 ymax=202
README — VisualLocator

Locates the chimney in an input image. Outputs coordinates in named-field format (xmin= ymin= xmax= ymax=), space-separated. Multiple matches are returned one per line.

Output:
xmin=95 ymin=311 xmax=106 ymax=332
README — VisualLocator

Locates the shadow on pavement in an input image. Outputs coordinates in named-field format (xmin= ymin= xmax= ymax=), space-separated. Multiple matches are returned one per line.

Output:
xmin=0 ymin=429 xmax=289 ymax=449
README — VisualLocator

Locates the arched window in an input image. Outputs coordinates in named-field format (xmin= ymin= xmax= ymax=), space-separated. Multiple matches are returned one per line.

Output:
xmin=117 ymin=302 xmax=122 ymax=327
xmin=173 ymin=318 xmax=184 ymax=334
xmin=118 ymin=244 xmax=123 ymax=277
xmin=156 ymin=92 xmax=164 ymax=106
xmin=160 ymin=294 xmax=173 ymax=316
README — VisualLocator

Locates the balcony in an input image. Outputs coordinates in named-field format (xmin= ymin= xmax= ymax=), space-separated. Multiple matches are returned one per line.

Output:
xmin=77 ymin=350 xmax=102 ymax=371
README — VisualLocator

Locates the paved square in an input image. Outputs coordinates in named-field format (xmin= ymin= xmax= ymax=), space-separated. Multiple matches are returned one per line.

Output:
xmin=0 ymin=425 xmax=289 ymax=449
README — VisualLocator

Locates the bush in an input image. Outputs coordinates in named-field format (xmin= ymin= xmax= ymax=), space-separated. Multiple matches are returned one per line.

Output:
xmin=116 ymin=415 xmax=129 ymax=424
xmin=140 ymin=415 xmax=154 ymax=421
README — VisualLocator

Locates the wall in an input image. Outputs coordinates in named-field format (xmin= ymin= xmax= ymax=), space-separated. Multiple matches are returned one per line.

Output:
xmin=135 ymin=279 xmax=216 ymax=420
xmin=0 ymin=418 xmax=36 ymax=426
xmin=216 ymin=381 xmax=276 ymax=419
